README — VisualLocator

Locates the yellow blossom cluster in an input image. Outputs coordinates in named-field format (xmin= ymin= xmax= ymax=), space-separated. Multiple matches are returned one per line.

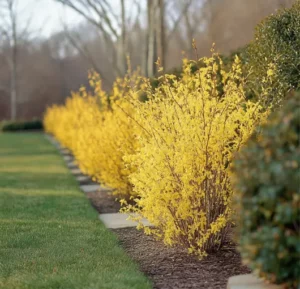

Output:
xmin=122 ymin=55 xmax=269 ymax=257
xmin=44 ymin=70 xmax=142 ymax=196
xmin=44 ymin=53 xmax=270 ymax=257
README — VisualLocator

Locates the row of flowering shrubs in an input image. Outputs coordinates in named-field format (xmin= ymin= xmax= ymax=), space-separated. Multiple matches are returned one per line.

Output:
xmin=45 ymin=70 xmax=142 ymax=197
xmin=44 ymin=2 xmax=299 ymax=287
xmin=45 ymin=53 xmax=269 ymax=257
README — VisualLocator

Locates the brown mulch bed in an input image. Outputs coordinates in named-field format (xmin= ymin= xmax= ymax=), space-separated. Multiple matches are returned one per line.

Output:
xmin=113 ymin=228 xmax=250 ymax=289
xmin=86 ymin=189 xmax=121 ymax=213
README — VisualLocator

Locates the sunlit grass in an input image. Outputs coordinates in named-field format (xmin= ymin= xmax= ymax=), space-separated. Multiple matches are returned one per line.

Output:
xmin=0 ymin=133 xmax=151 ymax=289
xmin=0 ymin=163 xmax=67 ymax=175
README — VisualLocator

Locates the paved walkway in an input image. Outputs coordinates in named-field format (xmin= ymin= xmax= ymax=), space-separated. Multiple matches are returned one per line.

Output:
xmin=46 ymin=134 xmax=152 ymax=230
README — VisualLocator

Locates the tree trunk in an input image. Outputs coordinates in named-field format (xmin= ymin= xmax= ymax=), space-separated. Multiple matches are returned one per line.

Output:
xmin=147 ymin=0 xmax=158 ymax=77
xmin=10 ymin=70 xmax=17 ymax=120
xmin=120 ymin=0 xmax=127 ymax=75
xmin=10 ymin=2 xmax=18 ymax=120
xmin=184 ymin=9 xmax=194 ymax=58
xmin=142 ymin=4 xmax=150 ymax=76
xmin=157 ymin=0 xmax=165 ymax=69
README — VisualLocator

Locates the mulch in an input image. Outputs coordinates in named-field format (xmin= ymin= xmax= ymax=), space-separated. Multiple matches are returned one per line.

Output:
xmin=87 ymin=186 xmax=250 ymax=289
xmin=113 ymin=228 xmax=251 ymax=289
xmin=86 ymin=189 xmax=121 ymax=213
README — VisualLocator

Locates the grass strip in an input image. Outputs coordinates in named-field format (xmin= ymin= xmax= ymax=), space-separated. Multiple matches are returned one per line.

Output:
xmin=0 ymin=133 xmax=151 ymax=289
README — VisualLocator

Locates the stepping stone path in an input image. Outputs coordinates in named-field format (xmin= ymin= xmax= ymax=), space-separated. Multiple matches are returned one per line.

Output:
xmin=99 ymin=213 xmax=152 ymax=229
xmin=76 ymin=175 xmax=90 ymax=182
xmin=70 ymin=168 xmax=82 ymax=175
xmin=80 ymin=184 xmax=102 ymax=193
xmin=63 ymin=155 xmax=73 ymax=162
xmin=67 ymin=161 xmax=78 ymax=169
xmin=60 ymin=148 xmax=71 ymax=155
xmin=227 ymin=274 xmax=283 ymax=289
xmin=46 ymin=133 xmax=152 ymax=230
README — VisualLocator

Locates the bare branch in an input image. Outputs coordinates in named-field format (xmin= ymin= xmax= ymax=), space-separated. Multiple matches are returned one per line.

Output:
xmin=167 ymin=0 xmax=194 ymax=42
xmin=63 ymin=24 xmax=108 ymax=82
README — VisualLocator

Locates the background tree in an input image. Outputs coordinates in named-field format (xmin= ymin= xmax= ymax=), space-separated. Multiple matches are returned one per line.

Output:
xmin=0 ymin=0 xmax=21 ymax=120
xmin=0 ymin=0 xmax=295 ymax=120
xmin=55 ymin=0 xmax=131 ymax=76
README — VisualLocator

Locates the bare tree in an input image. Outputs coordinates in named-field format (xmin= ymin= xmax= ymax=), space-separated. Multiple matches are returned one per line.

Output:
xmin=62 ymin=25 xmax=110 ymax=82
xmin=157 ymin=0 xmax=165 ymax=68
xmin=55 ymin=0 xmax=199 ymax=78
xmin=0 ymin=0 xmax=37 ymax=119
xmin=145 ymin=0 xmax=196 ymax=76
xmin=55 ymin=0 xmax=131 ymax=76
xmin=0 ymin=0 xmax=19 ymax=119
xmin=146 ymin=0 xmax=158 ymax=77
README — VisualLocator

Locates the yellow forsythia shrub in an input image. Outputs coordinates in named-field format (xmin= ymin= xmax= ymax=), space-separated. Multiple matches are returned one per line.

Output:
xmin=44 ymin=87 xmax=98 ymax=151
xmin=122 ymin=55 xmax=270 ymax=257
xmin=74 ymin=71 xmax=142 ymax=196
xmin=44 ymin=70 xmax=142 ymax=197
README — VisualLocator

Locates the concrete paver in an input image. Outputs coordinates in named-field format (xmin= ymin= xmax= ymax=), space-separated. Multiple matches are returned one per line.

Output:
xmin=227 ymin=274 xmax=283 ymax=289
xmin=63 ymin=155 xmax=73 ymax=162
xmin=99 ymin=213 xmax=152 ymax=229
xmin=80 ymin=184 xmax=102 ymax=193
xmin=76 ymin=175 xmax=90 ymax=182
xmin=70 ymin=168 xmax=82 ymax=175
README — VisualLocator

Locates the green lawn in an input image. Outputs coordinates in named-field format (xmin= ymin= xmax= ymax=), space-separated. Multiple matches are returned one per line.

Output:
xmin=0 ymin=133 xmax=151 ymax=289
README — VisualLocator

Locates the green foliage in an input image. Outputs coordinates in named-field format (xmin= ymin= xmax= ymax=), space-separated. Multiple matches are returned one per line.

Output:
xmin=248 ymin=1 xmax=300 ymax=106
xmin=232 ymin=92 xmax=300 ymax=288
xmin=1 ymin=119 xmax=43 ymax=132
xmin=221 ymin=46 xmax=249 ymax=67
xmin=147 ymin=48 xmax=244 ymax=94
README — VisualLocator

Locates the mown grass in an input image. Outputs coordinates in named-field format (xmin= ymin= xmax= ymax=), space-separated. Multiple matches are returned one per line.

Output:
xmin=0 ymin=133 xmax=151 ymax=289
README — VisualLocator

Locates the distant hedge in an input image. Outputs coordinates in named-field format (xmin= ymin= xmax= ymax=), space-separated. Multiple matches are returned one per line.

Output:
xmin=247 ymin=1 xmax=300 ymax=107
xmin=1 ymin=119 xmax=43 ymax=132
